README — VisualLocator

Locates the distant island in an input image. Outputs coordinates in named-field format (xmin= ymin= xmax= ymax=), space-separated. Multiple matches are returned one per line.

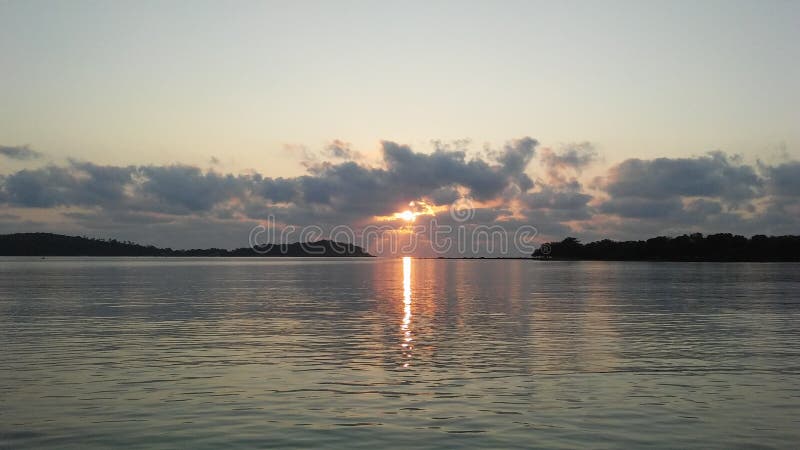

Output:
xmin=533 ymin=234 xmax=800 ymax=262
xmin=0 ymin=233 xmax=373 ymax=257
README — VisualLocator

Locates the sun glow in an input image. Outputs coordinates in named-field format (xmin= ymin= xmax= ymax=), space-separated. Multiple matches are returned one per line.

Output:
xmin=386 ymin=200 xmax=438 ymax=223
xmin=398 ymin=210 xmax=416 ymax=222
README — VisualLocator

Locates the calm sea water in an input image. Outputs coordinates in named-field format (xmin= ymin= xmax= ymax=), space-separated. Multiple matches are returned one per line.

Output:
xmin=1 ymin=257 xmax=799 ymax=449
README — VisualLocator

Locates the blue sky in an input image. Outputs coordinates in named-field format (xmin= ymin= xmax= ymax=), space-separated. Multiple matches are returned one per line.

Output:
xmin=1 ymin=1 xmax=798 ymax=251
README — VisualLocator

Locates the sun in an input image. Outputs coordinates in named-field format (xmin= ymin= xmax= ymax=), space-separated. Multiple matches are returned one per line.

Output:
xmin=385 ymin=200 xmax=437 ymax=223
xmin=398 ymin=210 xmax=416 ymax=222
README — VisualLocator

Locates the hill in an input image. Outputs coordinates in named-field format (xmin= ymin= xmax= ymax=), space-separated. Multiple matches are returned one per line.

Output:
xmin=0 ymin=233 xmax=373 ymax=257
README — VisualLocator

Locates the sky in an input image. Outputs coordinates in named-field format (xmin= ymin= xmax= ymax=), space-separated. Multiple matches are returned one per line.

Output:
xmin=1 ymin=0 xmax=799 ymax=254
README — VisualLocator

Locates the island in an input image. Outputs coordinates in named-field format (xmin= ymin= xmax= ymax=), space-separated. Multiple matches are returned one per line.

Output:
xmin=0 ymin=233 xmax=373 ymax=257
xmin=532 ymin=234 xmax=800 ymax=262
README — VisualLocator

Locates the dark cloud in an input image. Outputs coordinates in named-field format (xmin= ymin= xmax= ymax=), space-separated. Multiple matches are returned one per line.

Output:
xmin=285 ymin=138 xmax=538 ymax=218
xmin=138 ymin=165 xmax=248 ymax=214
xmin=766 ymin=161 xmax=800 ymax=197
xmin=68 ymin=161 xmax=137 ymax=206
xmin=497 ymin=137 xmax=537 ymax=174
xmin=1 ymin=162 xmax=176 ymax=212
xmin=382 ymin=141 xmax=507 ymax=201
xmin=598 ymin=197 xmax=684 ymax=219
xmin=381 ymin=138 xmax=537 ymax=202
xmin=0 ymin=145 xmax=42 ymax=160
xmin=518 ymin=179 xmax=595 ymax=240
xmin=428 ymin=186 xmax=462 ymax=205
xmin=585 ymin=151 xmax=800 ymax=240
xmin=523 ymin=181 xmax=593 ymax=212
xmin=759 ymin=161 xmax=800 ymax=230
xmin=324 ymin=140 xmax=359 ymax=160
xmin=62 ymin=210 xmax=177 ymax=227
xmin=593 ymin=152 xmax=761 ymax=221
xmin=684 ymin=198 xmax=724 ymax=216
xmin=539 ymin=142 xmax=598 ymax=183
xmin=2 ymin=165 xmax=91 ymax=207
xmin=2 ymin=140 xmax=799 ymax=250
xmin=256 ymin=176 xmax=299 ymax=204
xmin=0 ymin=137 xmax=539 ymax=224
xmin=599 ymin=151 xmax=761 ymax=203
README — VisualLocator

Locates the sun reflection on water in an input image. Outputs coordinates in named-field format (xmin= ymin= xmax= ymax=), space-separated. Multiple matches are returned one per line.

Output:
xmin=401 ymin=256 xmax=412 ymax=367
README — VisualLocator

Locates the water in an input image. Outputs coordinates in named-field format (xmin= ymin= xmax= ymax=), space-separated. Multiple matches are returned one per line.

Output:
xmin=1 ymin=257 xmax=799 ymax=448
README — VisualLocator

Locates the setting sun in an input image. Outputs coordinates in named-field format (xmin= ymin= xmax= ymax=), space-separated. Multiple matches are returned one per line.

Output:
xmin=386 ymin=200 xmax=439 ymax=223
xmin=398 ymin=210 xmax=416 ymax=222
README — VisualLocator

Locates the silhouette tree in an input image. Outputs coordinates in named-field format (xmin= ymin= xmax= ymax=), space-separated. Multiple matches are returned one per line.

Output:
xmin=0 ymin=233 xmax=373 ymax=257
xmin=533 ymin=233 xmax=800 ymax=261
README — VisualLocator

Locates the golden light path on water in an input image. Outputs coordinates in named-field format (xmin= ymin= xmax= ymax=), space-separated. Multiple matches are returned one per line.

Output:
xmin=402 ymin=256 xmax=412 ymax=367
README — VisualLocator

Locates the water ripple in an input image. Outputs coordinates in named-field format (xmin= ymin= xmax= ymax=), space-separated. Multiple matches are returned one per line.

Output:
xmin=1 ymin=257 xmax=799 ymax=448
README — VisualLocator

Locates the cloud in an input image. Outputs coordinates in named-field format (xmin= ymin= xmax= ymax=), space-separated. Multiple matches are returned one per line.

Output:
xmin=583 ymin=151 xmax=800 ymax=239
xmin=428 ymin=186 xmax=462 ymax=205
xmin=684 ymin=198 xmax=724 ymax=215
xmin=597 ymin=151 xmax=761 ymax=204
xmin=592 ymin=152 xmax=757 ymax=222
xmin=496 ymin=137 xmax=537 ymax=175
xmin=323 ymin=139 xmax=360 ymax=160
xmin=766 ymin=161 xmax=800 ymax=197
xmin=520 ymin=180 xmax=595 ymax=237
xmin=62 ymin=210 xmax=178 ymax=227
xmin=0 ymin=137 xmax=540 ymax=224
xmin=2 ymin=165 xmax=91 ymax=207
xmin=539 ymin=142 xmax=598 ymax=183
xmin=1 ymin=139 xmax=798 ymax=250
xmin=523 ymin=181 xmax=593 ymax=212
xmin=138 ymin=165 xmax=248 ymax=214
xmin=0 ymin=145 xmax=42 ymax=160
xmin=598 ymin=196 xmax=684 ymax=219
xmin=256 ymin=176 xmax=299 ymax=204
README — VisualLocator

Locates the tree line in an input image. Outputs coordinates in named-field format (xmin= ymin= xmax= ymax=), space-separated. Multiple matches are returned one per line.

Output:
xmin=532 ymin=233 xmax=800 ymax=261
xmin=0 ymin=233 xmax=372 ymax=257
